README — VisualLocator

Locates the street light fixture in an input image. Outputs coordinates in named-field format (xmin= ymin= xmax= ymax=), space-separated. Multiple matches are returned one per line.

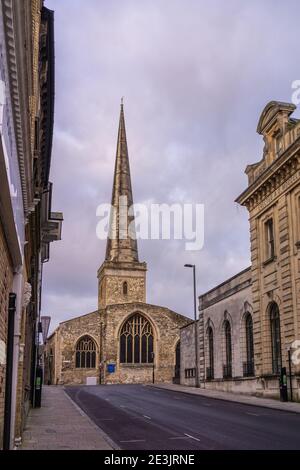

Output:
xmin=287 ymin=344 xmax=293 ymax=402
xmin=151 ymin=352 xmax=155 ymax=384
xmin=184 ymin=264 xmax=200 ymax=388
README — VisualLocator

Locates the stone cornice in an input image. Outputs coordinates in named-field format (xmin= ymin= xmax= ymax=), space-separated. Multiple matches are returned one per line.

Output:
xmin=2 ymin=0 xmax=34 ymax=214
xmin=236 ymin=136 xmax=300 ymax=210
xmin=97 ymin=260 xmax=147 ymax=278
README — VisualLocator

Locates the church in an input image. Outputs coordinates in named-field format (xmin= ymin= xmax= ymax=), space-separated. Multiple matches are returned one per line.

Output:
xmin=45 ymin=104 xmax=190 ymax=385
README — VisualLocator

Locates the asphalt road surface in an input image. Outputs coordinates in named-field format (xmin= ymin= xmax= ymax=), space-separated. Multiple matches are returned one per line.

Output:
xmin=65 ymin=384 xmax=300 ymax=450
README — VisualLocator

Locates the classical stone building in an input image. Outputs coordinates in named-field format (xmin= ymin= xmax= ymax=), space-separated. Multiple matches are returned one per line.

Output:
xmin=45 ymin=104 xmax=190 ymax=386
xmin=181 ymin=101 xmax=300 ymax=401
xmin=0 ymin=1 xmax=62 ymax=449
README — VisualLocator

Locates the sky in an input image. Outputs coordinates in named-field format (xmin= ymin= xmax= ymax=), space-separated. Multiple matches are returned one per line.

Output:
xmin=43 ymin=0 xmax=300 ymax=332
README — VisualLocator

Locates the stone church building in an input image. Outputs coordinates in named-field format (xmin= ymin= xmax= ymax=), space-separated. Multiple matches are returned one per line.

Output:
xmin=181 ymin=101 xmax=300 ymax=401
xmin=45 ymin=104 xmax=190 ymax=385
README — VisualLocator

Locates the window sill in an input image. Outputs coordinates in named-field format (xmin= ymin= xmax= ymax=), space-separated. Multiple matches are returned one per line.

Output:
xmin=262 ymin=256 xmax=277 ymax=267
xmin=120 ymin=363 xmax=154 ymax=368
xmin=260 ymin=373 xmax=280 ymax=379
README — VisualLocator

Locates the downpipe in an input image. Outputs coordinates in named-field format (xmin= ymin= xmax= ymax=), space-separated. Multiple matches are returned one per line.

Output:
xmin=3 ymin=293 xmax=16 ymax=450
xmin=10 ymin=267 xmax=23 ymax=450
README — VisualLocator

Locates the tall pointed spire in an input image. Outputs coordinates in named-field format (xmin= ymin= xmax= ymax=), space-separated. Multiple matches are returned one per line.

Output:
xmin=105 ymin=102 xmax=139 ymax=262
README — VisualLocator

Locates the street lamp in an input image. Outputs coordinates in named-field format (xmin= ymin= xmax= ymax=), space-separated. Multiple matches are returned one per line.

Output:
xmin=151 ymin=352 xmax=155 ymax=384
xmin=184 ymin=264 xmax=200 ymax=388
xmin=287 ymin=345 xmax=293 ymax=402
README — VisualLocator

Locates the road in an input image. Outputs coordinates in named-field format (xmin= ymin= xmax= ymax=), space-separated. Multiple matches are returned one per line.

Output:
xmin=65 ymin=384 xmax=300 ymax=450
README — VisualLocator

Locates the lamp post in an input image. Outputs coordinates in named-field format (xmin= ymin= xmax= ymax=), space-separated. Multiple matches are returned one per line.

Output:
xmin=287 ymin=346 xmax=293 ymax=402
xmin=184 ymin=264 xmax=200 ymax=388
xmin=151 ymin=352 xmax=155 ymax=384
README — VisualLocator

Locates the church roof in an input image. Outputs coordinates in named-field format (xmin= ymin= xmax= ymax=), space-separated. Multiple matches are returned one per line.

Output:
xmin=105 ymin=102 xmax=139 ymax=263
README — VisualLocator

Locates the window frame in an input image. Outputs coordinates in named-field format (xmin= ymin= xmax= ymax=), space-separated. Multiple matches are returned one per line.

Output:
xmin=270 ymin=303 xmax=282 ymax=375
xmin=75 ymin=335 xmax=97 ymax=369
xmin=123 ymin=281 xmax=128 ymax=296
xmin=119 ymin=313 xmax=154 ymax=365
xmin=207 ymin=327 xmax=214 ymax=379
xmin=265 ymin=217 xmax=275 ymax=261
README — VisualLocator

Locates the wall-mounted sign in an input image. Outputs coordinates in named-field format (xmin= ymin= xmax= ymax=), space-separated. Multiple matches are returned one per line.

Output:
xmin=0 ymin=340 xmax=6 ymax=365
xmin=107 ymin=363 xmax=116 ymax=373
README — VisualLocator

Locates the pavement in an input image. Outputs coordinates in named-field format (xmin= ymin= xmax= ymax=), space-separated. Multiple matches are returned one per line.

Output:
xmin=65 ymin=384 xmax=300 ymax=450
xmin=151 ymin=383 xmax=300 ymax=414
xmin=21 ymin=385 xmax=113 ymax=450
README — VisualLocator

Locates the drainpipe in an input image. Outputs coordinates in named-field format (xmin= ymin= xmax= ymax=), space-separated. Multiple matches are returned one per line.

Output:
xmin=3 ymin=293 xmax=16 ymax=450
xmin=32 ymin=250 xmax=42 ymax=407
xmin=9 ymin=266 xmax=23 ymax=449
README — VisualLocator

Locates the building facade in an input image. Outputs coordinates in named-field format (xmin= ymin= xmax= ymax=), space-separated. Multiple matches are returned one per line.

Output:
xmin=45 ymin=104 xmax=190 ymax=386
xmin=181 ymin=101 xmax=300 ymax=401
xmin=0 ymin=0 xmax=62 ymax=449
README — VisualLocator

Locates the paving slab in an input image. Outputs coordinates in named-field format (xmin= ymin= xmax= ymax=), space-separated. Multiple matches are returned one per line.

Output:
xmin=151 ymin=383 xmax=300 ymax=414
xmin=21 ymin=385 xmax=114 ymax=450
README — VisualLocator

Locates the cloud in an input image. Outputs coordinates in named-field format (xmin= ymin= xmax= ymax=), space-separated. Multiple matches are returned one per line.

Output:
xmin=43 ymin=0 xmax=300 ymax=331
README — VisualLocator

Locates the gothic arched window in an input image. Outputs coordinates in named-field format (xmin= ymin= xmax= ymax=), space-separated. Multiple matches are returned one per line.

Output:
xmin=244 ymin=313 xmax=254 ymax=376
xmin=207 ymin=327 xmax=214 ymax=379
xmin=270 ymin=302 xmax=281 ymax=374
xmin=75 ymin=335 xmax=96 ymax=369
xmin=120 ymin=313 xmax=154 ymax=364
xmin=223 ymin=320 xmax=232 ymax=378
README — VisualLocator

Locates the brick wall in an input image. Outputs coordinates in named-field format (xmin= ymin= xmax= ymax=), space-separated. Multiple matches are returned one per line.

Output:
xmin=0 ymin=220 xmax=13 ymax=447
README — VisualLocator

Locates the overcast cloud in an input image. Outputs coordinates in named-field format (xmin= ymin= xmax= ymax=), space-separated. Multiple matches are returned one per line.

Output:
xmin=43 ymin=0 xmax=300 ymax=332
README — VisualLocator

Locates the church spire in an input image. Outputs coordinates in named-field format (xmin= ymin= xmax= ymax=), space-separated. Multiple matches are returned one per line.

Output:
xmin=105 ymin=102 xmax=139 ymax=262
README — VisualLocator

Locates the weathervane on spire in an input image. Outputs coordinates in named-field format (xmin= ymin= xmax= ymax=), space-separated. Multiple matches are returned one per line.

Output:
xmin=121 ymin=96 xmax=124 ymax=106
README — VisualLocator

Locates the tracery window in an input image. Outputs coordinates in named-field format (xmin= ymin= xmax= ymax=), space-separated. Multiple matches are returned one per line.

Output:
xmin=75 ymin=335 xmax=96 ymax=369
xmin=120 ymin=313 xmax=154 ymax=364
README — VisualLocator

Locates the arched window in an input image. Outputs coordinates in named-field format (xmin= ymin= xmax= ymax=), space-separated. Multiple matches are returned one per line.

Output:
xmin=207 ymin=327 xmax=214 ymax=379
xmin=75 ymin=336 xmax=96 ymax=369
xmin=223 ymin=320 xmax=232 ymax=378
xmin=244 ymin=313 xmax=254 ymax=376
xmin=120 ymin=313 xmax=153 ymax=364
xmin=123 ymin=281 xmax=128 ymax=295
xmin=270 ymin=303 xmax=281 ymax=374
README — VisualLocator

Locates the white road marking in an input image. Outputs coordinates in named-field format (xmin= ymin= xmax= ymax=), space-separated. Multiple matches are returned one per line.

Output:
xmin=143 ymin=415 xmax=151 ymax=419
xmin=98 ymin=418 xmax=114 ymax=421
xmin=168 ymin=436 xmax=189 ymax=440
xmin=246 ymin=412 xmax=260 ymax=416
xmin=120 ymin=439 xmax=146 ymax=443
xmin=184 ymin=433 xmax=201 ymax=442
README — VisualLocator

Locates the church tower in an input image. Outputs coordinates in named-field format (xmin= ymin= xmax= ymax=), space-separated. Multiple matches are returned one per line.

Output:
xmin=97 ymin=103 xmax=147 ymax=309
